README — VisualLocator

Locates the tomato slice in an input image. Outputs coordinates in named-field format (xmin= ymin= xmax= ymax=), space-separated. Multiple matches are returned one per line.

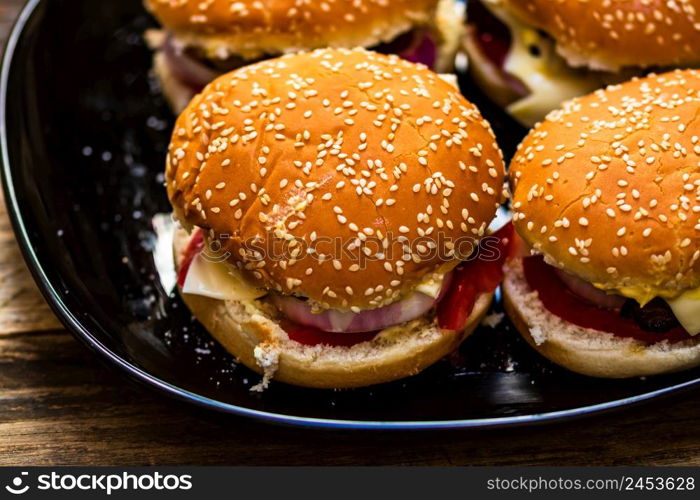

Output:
xmin=437 ymin=278 xmax=478 ymax=331
xmin=437 ymin=222 xmax=516 ymax=330
xmin=522 ymin=255 xmax=691 ymax=344
xmin=281 ymin=321 xmax=378 ymax=347
xmin=177 ymin=228 xmax=205 ymax=288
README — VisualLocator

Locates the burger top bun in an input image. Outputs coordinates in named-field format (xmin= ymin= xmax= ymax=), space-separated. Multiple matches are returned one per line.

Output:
xmin=145 ymin=0 xmax=440 ymax=60
xmin=510 ymin=69 xmax=700 ymax=304
xmin=503 ymin=0 xmax=700 ymax=71
xmin=166 ymin=48 xmax=505 ymax=312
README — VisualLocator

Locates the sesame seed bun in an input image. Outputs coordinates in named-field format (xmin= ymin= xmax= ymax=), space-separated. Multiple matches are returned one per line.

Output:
xmin=510 ymin=69 xmax=700 ymax=304
xmin=502 ymin=259 xmax=700 ymax=378
xmin=174 ymin=227 xmax=492 ymax=389
xmin=145 ymin=0 xmax=442 ymax=61
xmin=166 ymin=48 xmax=505 ymax=311
xmin=503 ymin=0 xmax=700 ymax=71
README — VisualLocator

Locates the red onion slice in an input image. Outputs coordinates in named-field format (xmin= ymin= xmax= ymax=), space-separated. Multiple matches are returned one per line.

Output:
xmin=398 ymin=31 xmax=437 ymax=69
xmin=270 ymin=293 xmax=436 ymax=333
xmin=164 ymin=29 xmax=438 ymax=94
xmin=163 ymin=36 xmax=220 ymax=91
xmin=555 ymin=267 xmax=626 ymax=311
xmin=462 ymin=25 xmax=529 ymax=107
xmin=463 ymin=0 xmax=530 ymax=106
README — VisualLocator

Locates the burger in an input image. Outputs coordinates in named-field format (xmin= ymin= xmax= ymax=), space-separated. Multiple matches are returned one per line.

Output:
xmin=166 ymin=48 xmax=510 ymax=389
xmin=505 ymin=69 xmax=700 ymax=378
xmin=462 ymin=0 xmax=700 ymax=127
xmin=144 ymin=0 xmax=464 ymax=113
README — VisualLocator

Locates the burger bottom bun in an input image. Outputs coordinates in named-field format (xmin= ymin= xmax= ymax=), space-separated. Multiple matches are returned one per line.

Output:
xmin=502 ymin=259 xmax=700 ymax=378
xmin=180 ymin=291 xmax=491 ymax=390
xmin=173 ymin=227 xmax=492 ymax=390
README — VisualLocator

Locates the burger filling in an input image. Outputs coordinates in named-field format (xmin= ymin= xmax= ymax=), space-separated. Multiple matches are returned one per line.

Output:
xmin=522 ymin=256 xmax=699 ymax=343
xmin=154 ymin=28 xmax=440 ymax=100
xmin=268 ymin=272 xmax=450 ymax=334
xmin=178 ymin=224 xmax=515 ymax=347
xmin=464 ymin=0 xmax=629 ymax=126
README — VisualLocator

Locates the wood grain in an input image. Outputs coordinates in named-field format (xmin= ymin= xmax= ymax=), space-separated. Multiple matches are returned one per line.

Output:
xmin=0 ymin=0 xmax=698 ymax=466
xmin=0 ymin=0 xmax=63 ymax=335
xmin=1 ymin=329 xmax=700 ymax=466
xmin=0 ymin=193 xmax=63 ymax=334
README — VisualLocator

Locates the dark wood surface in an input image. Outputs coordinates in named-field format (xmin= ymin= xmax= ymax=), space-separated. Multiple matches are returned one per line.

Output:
xmin=1 ymin=0 xmax=700 ymax=466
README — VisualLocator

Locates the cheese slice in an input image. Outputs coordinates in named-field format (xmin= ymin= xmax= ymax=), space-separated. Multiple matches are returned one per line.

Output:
xmin=151 ymin=213 xmax=178 ymax=293
xmin=182 ymin=253 xmax=266 ymax=301
xmin=438 ymin=73 xmax=459 ymax=89
xmin=481 ymin=0 xmax=610 ymax=126
xmin=504 ymin=24 xmax=606 ymax=126
xmin=666 ymin=289 xmax=700 ymax=336
xmin=327 ymin=309 xmax=356 ymax=332
xmin=415 ymin=272 xmax=447 ymax=299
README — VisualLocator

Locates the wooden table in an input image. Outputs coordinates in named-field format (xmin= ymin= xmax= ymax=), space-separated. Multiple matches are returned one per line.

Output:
xmin=1 ymin=0 xmax=699 ymax=466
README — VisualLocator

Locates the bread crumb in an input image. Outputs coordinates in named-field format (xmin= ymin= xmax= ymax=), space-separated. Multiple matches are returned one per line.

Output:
xmin=251 ymin=342 xmax=280 ymax=392
xmin=144 ymin=29 xmax=166 ymax=50
xmin=529 ymin=325 xmax=546 ymax=346
xmin=481 ymin=312 xmax=504 ymax=328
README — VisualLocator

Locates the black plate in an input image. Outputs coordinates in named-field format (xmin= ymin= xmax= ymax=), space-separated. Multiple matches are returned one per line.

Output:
xmin=2 ymin=0 xmax=699 ymax=430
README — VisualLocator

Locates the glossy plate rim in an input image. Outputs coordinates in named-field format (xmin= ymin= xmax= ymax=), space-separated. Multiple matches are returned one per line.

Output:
xmin=2 ymin=0 xmax=699 ymax=430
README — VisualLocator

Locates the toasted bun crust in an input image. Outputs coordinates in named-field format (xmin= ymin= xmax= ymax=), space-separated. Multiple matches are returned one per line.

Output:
xmin=174 ymin=227 xmax=492 ymax=389
xmin=166 ymin=48 xmax=505 ymax=310
xmin=145 ymin=0 xmax=439 ymax=60
xmin=503 ymin=259 xmax=700 ymax=378
xmin=502 ymin=0 xmax=700 ymax=71
xmin=510 ymin=70 xmax=700 ymax=302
